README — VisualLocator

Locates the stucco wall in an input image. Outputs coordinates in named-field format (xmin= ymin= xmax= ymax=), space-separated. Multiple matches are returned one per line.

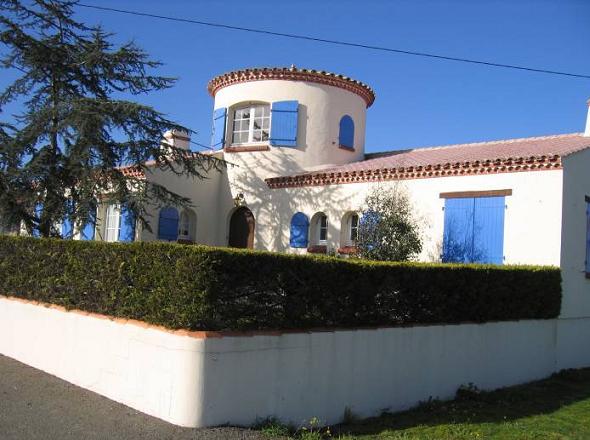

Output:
xmin=3 ymin=295 xmax=589 ymax=428
xmin=560 ymin=149 xmax=590 ymax=318
xmin=229 ymin=169 xmax=564 ymax=265
xmin=215 ymin=79 xmax=367 ymax=175
xmin=0 ymin=296 xmax=206 ymax=427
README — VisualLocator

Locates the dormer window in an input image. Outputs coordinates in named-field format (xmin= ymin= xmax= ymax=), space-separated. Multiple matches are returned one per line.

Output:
xmin=232 ymin=104 xmax=270 ymax=145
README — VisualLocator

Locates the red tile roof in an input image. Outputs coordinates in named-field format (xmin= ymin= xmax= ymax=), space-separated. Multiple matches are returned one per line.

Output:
xmin=266 ymin=133 xmax=590 ymax=188
xmin=208 ymin=66 xmax=376 ymax=107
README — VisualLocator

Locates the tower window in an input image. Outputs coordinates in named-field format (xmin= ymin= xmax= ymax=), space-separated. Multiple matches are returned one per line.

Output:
xmin=232 ymin=105 xmax=270 ymax=144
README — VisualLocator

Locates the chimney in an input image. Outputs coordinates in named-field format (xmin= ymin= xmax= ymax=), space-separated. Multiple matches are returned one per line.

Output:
xmin=585 ymin=99 xmax=590 ymax=137
xmin=163 ymin=129 xmax=191 ymax=150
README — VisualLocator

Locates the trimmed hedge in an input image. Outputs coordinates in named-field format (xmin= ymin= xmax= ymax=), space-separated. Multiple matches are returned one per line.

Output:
xmin=0 ymin=236 xmax=561 ymax=331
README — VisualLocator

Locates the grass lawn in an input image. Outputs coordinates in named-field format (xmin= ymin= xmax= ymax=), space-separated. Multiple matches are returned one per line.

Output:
xmin=261 ymin=368 xmax=590 ymax=440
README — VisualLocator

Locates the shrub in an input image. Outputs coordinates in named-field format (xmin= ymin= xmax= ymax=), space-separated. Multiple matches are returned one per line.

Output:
xmin=0 ymin=236 xmax=561 ymax=331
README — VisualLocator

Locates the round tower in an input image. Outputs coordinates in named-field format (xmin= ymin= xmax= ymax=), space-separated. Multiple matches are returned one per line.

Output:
xmin=207 ymin=66 xmax=375 ymax=175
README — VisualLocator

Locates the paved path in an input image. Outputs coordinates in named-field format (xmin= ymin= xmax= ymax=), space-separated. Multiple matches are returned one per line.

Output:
xmin=0 ymin=355 xmax=277 ymax=440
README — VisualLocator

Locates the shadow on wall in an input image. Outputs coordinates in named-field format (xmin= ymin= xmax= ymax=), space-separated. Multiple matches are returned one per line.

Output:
xmin=333 ymin=368 xmax=590 ymax=437
xmin=219 ymin=150 xmax=355 ymax=253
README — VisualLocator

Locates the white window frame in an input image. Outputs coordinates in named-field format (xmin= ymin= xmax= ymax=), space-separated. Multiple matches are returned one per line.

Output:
xmin=348 ymin=213 xmax=359 ymax=245
xmin=231 ymin=104 xmax=271 ymax=145
xmin=105 ymin=203 xmax=121 ymax=242
xmin=317 ymin=214 xmax=328 ymax=245
xmin=178 ymin=210 xmax=192 ymax=240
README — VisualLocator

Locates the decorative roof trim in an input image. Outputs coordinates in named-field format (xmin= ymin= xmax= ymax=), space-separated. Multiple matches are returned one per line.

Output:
xmin=265 ymin=155 xmax=563 ymax=189
xmin=119 ymin=165 xmax=146 ymax=179
xmin=208 ymin=66 xmax=376 ymax=107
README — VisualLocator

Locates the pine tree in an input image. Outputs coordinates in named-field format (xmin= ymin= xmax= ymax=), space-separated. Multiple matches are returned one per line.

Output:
xmin=0 ymin=0 xmax=222 ymax=237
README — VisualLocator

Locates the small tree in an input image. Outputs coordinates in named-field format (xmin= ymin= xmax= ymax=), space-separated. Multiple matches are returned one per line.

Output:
xmin=355 ymin=186 xmax=423 ymax=261
xmin=0 ymin=0 xmax=223 ymax=237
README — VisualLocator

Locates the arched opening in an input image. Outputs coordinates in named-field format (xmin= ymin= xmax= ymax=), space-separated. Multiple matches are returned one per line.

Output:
xmin=338 ymin=115 xmax=355 ymax=150
xmin=340 ymin=211 xmax=359 ymax=247
xmin=228 ymin=207 xmax=255 ymax=249
xmin=178 ymin=208 xmax=197 ymax=242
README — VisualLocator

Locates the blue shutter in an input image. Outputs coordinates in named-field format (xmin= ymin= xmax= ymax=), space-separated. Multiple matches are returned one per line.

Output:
xmin=211 ymin=107 xmax=227 ymax=149
xmin=81 ymin=206 xmax=97 ymax=240
xmin=290 ymin=212 xmax=309 ymax=248
xmin=33 ymin=203 xmax=43 ymax=238
xmin=270 ymin=100 xmax=298 ymax=147
xmin=473 ymin=197 xmax=505 ymax=264
xmin=158 ymin=207 xmax=179 ymax=241
xmin=339 ymin=115 xmax=355 ymax=149
xmin=442 ymin=198 xmax=475 ymax=263
xmin=61 ymin=218 xmax=73 ymax=239
xmin=118 ymin=205 xmax=136 ymax=242
xmin=585 ymin=201 xmax=590 ymax=275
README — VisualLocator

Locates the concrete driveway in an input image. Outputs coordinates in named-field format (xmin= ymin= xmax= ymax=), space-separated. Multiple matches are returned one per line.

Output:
xmin=0 ymin=355 xmax=276 ymax=440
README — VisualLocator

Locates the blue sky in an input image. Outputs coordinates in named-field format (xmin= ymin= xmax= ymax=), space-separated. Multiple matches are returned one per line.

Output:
xmin=6 ymin=0 xmax=590 ymax=154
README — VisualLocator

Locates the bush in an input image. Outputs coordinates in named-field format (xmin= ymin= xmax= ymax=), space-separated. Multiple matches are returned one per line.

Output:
xmin=0 ymin=236 xmax=561 ymax=331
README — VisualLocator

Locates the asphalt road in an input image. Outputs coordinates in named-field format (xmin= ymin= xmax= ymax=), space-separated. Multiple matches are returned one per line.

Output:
xmin=0 ymin=355 xmax=279 ymax=440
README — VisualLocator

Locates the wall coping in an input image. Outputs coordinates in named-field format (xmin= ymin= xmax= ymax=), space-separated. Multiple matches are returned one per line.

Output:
xmin=0 ymin=294 xmax=552 ymax=339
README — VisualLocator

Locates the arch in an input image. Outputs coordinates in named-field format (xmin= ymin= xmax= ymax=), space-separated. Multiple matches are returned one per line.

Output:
xmin=228 ymin=207 xmax=255 ymax=249
xmin=340 ymin=211 xmax=360 ymax=247
xmin=178 ymin=208 xmax=197 ymax=242
xmin=310 ymin=212 xmax=328 ymax=245
xmin=338 ymin=115 xmax=355 ymax=150
xmin=289 ymin=212 xmax=309 ymax=248
xmin=158 ymin=207 xmax=179 ymax=241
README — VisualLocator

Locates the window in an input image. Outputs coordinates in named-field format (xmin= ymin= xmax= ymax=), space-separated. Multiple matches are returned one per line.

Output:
xmin=178 ymin=209 xmax=196 ymax=241
xmin=339 ymin=115 xmax=355 ymax=150
xmin=585 ymin=197 xmax=590 ymax=277
xmin=232 ymin=105 xmax=270 ymax=145
xmin=349 ymin=214 xmax=359 ymax=243
xmin=318 ymin=214 xmax=328 ymax=244
xmin=442 ymin=196 xmax=505 ymax=264
xmin=105 ymin=204 xmax=121 ymax=242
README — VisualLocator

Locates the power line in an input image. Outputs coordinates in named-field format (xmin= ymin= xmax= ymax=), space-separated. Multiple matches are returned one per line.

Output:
xmin=76 ymin=3 xmax=590 ymax=80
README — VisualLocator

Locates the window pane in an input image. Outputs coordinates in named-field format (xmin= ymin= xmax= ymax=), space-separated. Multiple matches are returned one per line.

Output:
xmin=261 ymin=130 xmax=269 ymax=141
xmin=252 ymin=131 xmax=262 ymax=142
xmin=262 ymin=118 xmax=270 ymax=129
xmin=253 ymin=119 xmax=262 ymax=130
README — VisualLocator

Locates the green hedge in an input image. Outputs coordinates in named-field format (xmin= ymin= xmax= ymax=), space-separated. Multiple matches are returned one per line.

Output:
xmin=0 ymin=236 xmax=561 ymax=331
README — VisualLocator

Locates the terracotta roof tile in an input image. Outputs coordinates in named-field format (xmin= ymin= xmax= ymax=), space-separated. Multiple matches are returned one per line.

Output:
xmin=266 ymin=133 xmax=590 ymax=188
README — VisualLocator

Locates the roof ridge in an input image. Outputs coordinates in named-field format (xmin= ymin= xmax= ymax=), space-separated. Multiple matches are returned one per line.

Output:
xmin=371 ymin=132 xmax=583 ymax=156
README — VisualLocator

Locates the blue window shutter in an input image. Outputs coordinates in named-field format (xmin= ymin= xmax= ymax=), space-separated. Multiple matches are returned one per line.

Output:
xmin=61 ymin=218 xmax=73 ymax=239
xmin=270 ymin=100 xmax=298 ymax=147
xmin=585 ymin=201 xmax=590 ymax=274
xmin=339 ymin=115 xmax=355 ymax=149
xmin=81 ymin=206 xmax=97 ymax=240
xmin=211 ymin=108 xmax=227 ymax=149
xmin=118 ymin=205 xmax=136 ymax=242
xmin=158 ymin=207 xmax=179 ymax=241
xmin=442 ymin=198 xmax=475 ymax=263
xmin=290 ymin=212 xmax=309 ymax=248
xmin=473 ymin=197 xmax=505 ymax=264
xmin=33 ymin=203 xmax=43 ymax=238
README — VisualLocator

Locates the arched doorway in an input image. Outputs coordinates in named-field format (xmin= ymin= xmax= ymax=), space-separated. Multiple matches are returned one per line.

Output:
xmin=228 ymin=207 xmax=255 ymax=249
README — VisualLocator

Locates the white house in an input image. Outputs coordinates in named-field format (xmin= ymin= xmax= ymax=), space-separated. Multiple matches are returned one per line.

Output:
xmin=84 ymin=67 xmax=588 ymax=267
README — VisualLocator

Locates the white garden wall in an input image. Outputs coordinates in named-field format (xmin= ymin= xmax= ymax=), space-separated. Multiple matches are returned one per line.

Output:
xmin=2 ymin=295 xmax=589 ymax=428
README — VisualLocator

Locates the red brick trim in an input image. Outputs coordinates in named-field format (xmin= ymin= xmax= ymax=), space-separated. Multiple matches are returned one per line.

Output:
xmin=266 ymin=155 xmax=562 ymax=189
xmin=225 ymin=144 xmax=270 ymax=153
xmin=208 ymin=67 xmax=375 ymax=108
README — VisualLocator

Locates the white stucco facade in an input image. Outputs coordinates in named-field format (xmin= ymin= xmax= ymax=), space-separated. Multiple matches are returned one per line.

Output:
xmin=85 ymin=67 xmax=588 ymax=273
